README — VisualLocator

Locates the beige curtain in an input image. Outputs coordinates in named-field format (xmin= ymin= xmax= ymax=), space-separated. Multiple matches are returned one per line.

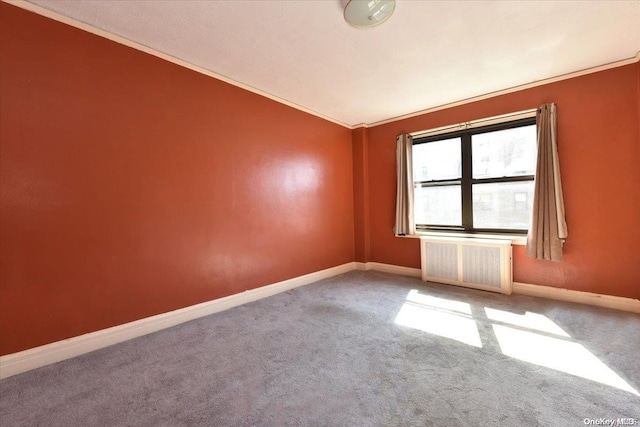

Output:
xmin=526 ymin=103 xmax=568 ymax=261
xmin=394 ymin=134 xmax=415 ymax=236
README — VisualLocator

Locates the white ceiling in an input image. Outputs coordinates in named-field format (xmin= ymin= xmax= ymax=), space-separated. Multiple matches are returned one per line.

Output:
xmin=22 ymin=0 xmax=640 ymax=127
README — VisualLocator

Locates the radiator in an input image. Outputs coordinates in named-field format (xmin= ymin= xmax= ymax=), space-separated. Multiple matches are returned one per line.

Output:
xmin=419 ymin=236 xmax=513 ymax=294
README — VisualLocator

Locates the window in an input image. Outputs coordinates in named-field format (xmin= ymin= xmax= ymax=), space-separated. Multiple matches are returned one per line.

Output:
xmin=413 ymin=118 xmax=536 ymax=233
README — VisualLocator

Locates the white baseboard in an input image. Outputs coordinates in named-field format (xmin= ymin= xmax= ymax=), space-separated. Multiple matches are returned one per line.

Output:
xmin=3 ymin=261 xmax=637 ymax=380
xmin=513 ymin=282 xmax=640 ymax=314
xmin=0 ymin=262 xmax=356 ymax=380
xmin=355 ymin=261 xmax=421 ymax=277
xmin=358 ymin=261 xmax=640 ymax=313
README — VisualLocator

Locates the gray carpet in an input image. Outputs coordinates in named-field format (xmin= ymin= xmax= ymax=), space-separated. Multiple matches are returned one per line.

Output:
xmin=1 ymin=271 xmax=638 ymax=426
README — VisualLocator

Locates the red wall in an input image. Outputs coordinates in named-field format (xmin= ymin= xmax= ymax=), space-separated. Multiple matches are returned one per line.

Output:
xmin=0 ymin=3 xmax=354 ymax=355
xmin=352 ymin=128 xmax=370 ymax=262
xmin=361 ymin=63 xmax=640 ymax=299
xmin=2 ymin=3 xmax=638 ymax=358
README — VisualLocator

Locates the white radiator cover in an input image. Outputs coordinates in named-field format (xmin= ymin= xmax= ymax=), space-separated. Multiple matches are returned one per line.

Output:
xmin=419 ymin=236 xmax=513 ymax=294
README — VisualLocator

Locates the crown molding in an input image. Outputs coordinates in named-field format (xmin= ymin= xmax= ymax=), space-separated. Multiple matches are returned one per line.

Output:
xmin=366 ymin=52 xmax=640 ymax=128
xmin=351 ymin=123 xmax=369 ymax=129
xmin=4 ymin=1 xmax=639 ymax=131
xmin=3 ymin=0 xmax=353 ymax=129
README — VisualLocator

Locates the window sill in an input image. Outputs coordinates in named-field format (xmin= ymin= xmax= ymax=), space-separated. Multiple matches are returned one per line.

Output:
xmin=398 ymin=230 xmax=527 ymax=246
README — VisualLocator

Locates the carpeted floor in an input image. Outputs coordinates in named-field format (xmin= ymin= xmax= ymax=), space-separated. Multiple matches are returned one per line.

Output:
xmin=1 ymin=271 xmax=638 ymax=426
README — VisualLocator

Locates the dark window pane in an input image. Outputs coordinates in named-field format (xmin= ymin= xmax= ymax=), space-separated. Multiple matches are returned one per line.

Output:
xmin=413 ymin=138 xmax=461 ymax=182
xmin=415 ymin=185 xmax=462 ymax=226
xmin=472 ymin=181 xmax=534 ymax=229
xmin=472 ymin=125 xmax=536 ymax=179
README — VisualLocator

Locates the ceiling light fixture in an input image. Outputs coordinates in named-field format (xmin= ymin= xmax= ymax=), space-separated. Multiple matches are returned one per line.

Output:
xmin=344 ymin=0 xmax=396 ymax=29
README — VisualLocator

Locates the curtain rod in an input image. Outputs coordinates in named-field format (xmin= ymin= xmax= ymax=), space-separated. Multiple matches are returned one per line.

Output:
xmin=411 ymin=108 xmax=537 ymax=139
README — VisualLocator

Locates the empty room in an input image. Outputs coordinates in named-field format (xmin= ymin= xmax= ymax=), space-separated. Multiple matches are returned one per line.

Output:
xmin=1 ymin=0 xmax=639 ymax=425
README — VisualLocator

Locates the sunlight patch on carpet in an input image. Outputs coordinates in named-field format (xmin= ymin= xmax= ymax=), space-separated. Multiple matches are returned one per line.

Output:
xmin=394 ymin=290 xmax=482 ymax=347
xmin=394 ymin=289 xmax=638 ymax=396
xmin=489 ymin=309 xmax=639 ymax=396
xmin=484 ymin=308 xmax=570 ymax=337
